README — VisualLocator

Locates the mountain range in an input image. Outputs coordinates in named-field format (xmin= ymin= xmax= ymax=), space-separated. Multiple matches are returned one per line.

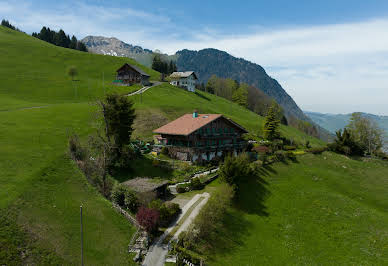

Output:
xmin=81 ymin=36 xmax=309 ymax=122
xmin=305 ymin=111 xmax=388 ymax=135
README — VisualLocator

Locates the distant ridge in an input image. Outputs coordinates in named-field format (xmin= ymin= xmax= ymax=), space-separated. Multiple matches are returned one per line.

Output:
xmin=81 ymin=36 xmax=153 ymax=66
xmin=82 ymin=36 xmax=321 ymax=131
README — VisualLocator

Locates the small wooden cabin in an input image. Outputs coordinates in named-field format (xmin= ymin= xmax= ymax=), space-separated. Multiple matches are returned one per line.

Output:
xmin=116 ymin=63 xmax=151 ymax=85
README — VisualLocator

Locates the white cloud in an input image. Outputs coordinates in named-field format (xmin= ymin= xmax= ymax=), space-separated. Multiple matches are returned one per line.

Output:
xmin=1 ymin=1 xmax=388 ymax=115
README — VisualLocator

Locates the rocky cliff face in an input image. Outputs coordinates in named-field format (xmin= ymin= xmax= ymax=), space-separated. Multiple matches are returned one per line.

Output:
xmin=81 ymin=36 xmax=153 ymax=66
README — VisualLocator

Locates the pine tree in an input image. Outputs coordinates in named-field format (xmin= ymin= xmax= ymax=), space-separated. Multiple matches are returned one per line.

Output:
xmin=69 ymin=35 xmax=77 ymax=49
xmin=263 ymin=103 xmax=280 ymax=140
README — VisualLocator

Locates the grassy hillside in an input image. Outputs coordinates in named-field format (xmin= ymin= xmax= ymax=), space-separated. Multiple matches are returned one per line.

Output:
xmin=0 ymin=26 xmax=160 ymax=110
xmin=0 ymin=25 xmax=323 ymax=264
xmin=204 ymin=153 xmax=388 ymax=265
xmin=131 ymin=83 xmax=323 ymax=147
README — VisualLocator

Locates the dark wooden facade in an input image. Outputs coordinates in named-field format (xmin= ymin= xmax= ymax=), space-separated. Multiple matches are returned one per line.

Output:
xmin=157 ymin=116 xmax=247 ymax=162
xmin=116 ymin=63 xmax=150 ymax=85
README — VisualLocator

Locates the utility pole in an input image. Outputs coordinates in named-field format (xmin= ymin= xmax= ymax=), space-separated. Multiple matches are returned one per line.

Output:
xmin=80 ymin=205 xmax=84 ymax=266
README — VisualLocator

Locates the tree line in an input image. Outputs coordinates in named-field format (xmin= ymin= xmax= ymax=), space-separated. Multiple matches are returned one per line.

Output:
xmin=151 ymin=53 xmax=177 ymax=75
xmin=329 ymin=112 xmax=385 ymax=157
xmin=1 ymin=19 xmax=23 ymax=32
xmin=32 ymin=27 xmax=87 ymax=52
xmin=199 ymin=74 xmax=287 ymax=121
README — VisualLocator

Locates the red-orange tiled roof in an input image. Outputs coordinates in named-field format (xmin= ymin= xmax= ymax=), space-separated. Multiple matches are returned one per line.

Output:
xmin=153 ymin=114 xmax=222 ymax=136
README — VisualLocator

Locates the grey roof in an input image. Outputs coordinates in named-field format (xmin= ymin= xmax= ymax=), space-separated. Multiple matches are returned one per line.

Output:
xmin=122 ymin=178 xmax=169 ymax=193
xmin=117 ymin=63 xmax=150 ymax=77
xmin=169 ymin=71 xmax=197 ymax=79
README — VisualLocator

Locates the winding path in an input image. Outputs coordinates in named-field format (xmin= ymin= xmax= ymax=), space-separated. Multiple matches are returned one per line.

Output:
xmin=142 ymin=192 xmax=210 ymax=266
xmin=127 ymin=81 xmax=161 ymax=96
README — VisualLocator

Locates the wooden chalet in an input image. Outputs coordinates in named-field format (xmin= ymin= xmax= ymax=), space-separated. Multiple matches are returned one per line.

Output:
xmin=153 ymin=111 xmax=247 ymax=162
xmin=116 ymin=63 xmax=151 ymax=85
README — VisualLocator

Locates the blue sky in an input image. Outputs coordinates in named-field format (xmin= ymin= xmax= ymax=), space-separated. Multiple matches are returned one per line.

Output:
xmin=2 ymin=0 xmax=388 ymax=115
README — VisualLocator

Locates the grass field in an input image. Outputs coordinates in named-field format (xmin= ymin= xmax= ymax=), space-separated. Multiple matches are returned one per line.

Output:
xmin=202 ymin=152 xmax=388 ymax=265
xmin=0 ymin=25 xmax=324 ymax=264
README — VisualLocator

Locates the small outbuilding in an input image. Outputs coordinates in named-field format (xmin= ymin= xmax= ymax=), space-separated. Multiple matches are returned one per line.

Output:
xmin=122 ymin=177 xmax=169 ymax=198
xmin=116 ymin=63 xmax=151 ymax=85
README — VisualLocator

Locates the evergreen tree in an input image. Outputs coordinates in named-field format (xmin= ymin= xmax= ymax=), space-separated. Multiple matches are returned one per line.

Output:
xmin=1 ymin=19 xmax=16 ymax=30
xmin=77 ymin=41 xmax=88 ymax=52
xmin=100 ymin=94 xmax=136 ymax=150
xmin=69 ymin=35 xmax=77 ymax=49
xmin=263 ymin=103 xmax=280 ymax=140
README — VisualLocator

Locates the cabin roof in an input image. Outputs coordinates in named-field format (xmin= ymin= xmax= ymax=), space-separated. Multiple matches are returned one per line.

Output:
xmin=116 ymin=63 xmax=150 ymax=77
xmin=121 ymin=178 xmax=169 ymax=193
xmin=153 ymin=113 xmax=248 ymax=136
xmin=169 ymin=71 xmax=197 ymax=80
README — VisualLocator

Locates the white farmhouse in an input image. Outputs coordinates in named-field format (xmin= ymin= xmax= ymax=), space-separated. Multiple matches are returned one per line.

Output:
xmin=169 ymin=71 xmax=198 ymax=92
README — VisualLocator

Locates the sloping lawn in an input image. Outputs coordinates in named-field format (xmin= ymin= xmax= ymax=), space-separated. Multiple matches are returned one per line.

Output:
xmin=206 ymin=153 xmax=388 ymax=265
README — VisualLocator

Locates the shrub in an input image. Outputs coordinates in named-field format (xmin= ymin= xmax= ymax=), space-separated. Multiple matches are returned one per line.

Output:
xmin=147 ymin=200 xmax=181 ymax=227
xmin=111 ymin=184 xmax=138 ymax=212
xmin=274 ymin=150 xmax=286 ymax=162
xmin=189 ymin=178 xmax=204 ymax=191
xmin=111 ymin=183 xmax=127 ymax=206
xmin=305 ymin=140 xmax=311 ymax=149
xmin=161 ymin=146 xmax=169 ymax=155
xmin=159 ymin=202 xmax=181 ymax=227
xmin=284 ymin=145 xmax=297 ymax=151
xmin=375 ymin=150 xmax=388 ymax=160
xmin=184 ymin=184 xmax=234 ymax=245
xmin=176 ymin=184 xmax=189 ymax=193
xmin=136 ymin=206 xmax=160 ymax=233
xmin=124 ymin=189 xmax=139 ymax=213
xmin=307 ymin=146 xmax=327 ymax=154
xmin=68 ymin=134 xmax=87 ymax=161
xmin=285 ymin=151 xmax=296 ymax=161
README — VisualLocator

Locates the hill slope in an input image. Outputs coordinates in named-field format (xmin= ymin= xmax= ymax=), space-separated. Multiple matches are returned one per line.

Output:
xmin=81 ymin=36 xmax=308 ymax=122
xmin=204 ymin=152 xmax=388 ymax=265
xmin=0 ymin=26 xmax=323 ymax=264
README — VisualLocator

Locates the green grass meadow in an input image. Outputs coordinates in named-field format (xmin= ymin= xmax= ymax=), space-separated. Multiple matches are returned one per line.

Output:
xmin=206 ymin=153 xmax=388 ymax=265
xmin=2 ymin=25 xmax=388 ymax=265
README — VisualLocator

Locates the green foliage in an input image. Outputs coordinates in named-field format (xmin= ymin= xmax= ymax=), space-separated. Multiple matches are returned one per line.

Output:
xmin=152 ymin=53 xmax=176 ymax=75
xmin=307 ymin=146 xmax=328 ymax=154
xmin=148 ymin=200 xmax=181 ymax=227
xmin=176 ymin=183 xmax=190 ymax=193
xmin=274 ymin=150 xmax=286 ymax=162
xmin=161 ymin=146 xmax=169 ymax=155
xmin=328 ymin=128 xmax=364 ymax=156
xmin=205 ymin=75 xmax=275 ymax=117
xmin=219 ymin=154 xmax=257 ymax=197
xmin=263 ymin=103 xmax=281 ymax=140
xmin=346 ymin=112 xmax=384 ymax=155
xmin=67 ymin=65 xmax=78 ymax=81
xmin=183 ymin=184 xmax=233 ymax=245
xmin=110 ymin=183 xmax=139 ymax=212
xmin=305 ymin=140 xmax=311 ymax=149
xmin=190 ymin=177 xmax=204 ymax=190
xmin=232 ymin=83 xmax=248 ymax=107
xmin=102 ymin=93 xmax=136 ymax=149
xmin=1 ymin=19 xmax=22 ymax=32
xmin=68 ymin=134 xmax=87 ymax=161
xmin=32 ymin=26 xmax=87 ymax=52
